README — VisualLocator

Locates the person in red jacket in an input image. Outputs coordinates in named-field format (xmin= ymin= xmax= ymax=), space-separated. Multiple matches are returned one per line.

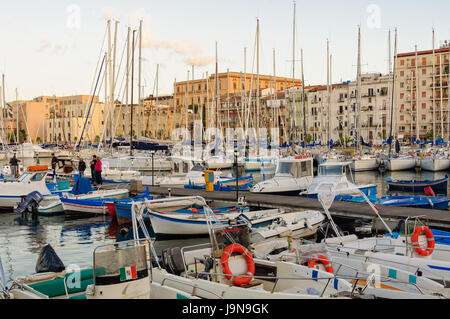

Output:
xmin=94 ymin=157 xmax=103 ymax=185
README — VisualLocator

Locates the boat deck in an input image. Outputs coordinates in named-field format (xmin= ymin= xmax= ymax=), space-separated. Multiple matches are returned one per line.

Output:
xmin=147 ymin=186 xmax=450 ymax=230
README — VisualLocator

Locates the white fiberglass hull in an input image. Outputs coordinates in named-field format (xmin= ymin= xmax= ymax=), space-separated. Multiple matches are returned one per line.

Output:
xmin=420 ymin=158 xmax=450 ymax=172
xmin=386 ymin=157 xmax=416 ymax=171
xmin=351 ymin=158 xmax=379 ymax=172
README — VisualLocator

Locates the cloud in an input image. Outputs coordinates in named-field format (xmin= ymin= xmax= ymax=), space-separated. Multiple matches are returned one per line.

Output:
xmin=182 ymin=56 xmax=215 ymax=67
xmin=36 ymin=40 xmax=73 ymax=55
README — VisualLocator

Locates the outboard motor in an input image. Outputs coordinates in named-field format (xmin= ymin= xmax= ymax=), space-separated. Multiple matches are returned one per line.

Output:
xmin=160 ymin=247 xmax=185 ymax=276
xmin=14 ymin=191 xmax=43 ymax=215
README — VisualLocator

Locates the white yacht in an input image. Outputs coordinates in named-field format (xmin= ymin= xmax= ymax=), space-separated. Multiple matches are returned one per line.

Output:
xmin=351 ymin=154 xmax=380 ymax=172
xmin=251 ymin=157 xmax=314 ymax=196
xmin=301 ymin=162 xmax=377 ymax=199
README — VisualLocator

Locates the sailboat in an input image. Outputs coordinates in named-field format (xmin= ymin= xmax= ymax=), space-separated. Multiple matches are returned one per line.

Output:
xmin=350 ymin=27 xmax=379 ymax=172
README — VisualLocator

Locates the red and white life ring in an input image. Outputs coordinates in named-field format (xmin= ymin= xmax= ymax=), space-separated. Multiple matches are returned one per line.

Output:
xmin=411 ymin=226 xmax=435 ymax=257
xmin=220 ymin=244 xmax=255 ymax=286
xmin=308 ymin=255 xmax=334 ymax=273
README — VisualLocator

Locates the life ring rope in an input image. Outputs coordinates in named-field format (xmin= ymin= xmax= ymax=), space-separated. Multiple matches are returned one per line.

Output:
xmin=411 ymin=226 xmax=435 ymax=257
xmin=307 ymin=254 xmax=334 ymax=273
xmin=220 ymin=243 xmax=255 ymax=286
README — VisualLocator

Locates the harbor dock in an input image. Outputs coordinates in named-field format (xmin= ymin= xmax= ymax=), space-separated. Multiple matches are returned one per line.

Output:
xmin=148 ymin=186 xmax=450 ymax=230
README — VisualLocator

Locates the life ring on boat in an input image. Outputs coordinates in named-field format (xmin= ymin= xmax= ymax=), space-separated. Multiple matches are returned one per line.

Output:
xmin=220 ymin=244 xmax=255 ymax=286
xmin=411 ymin=226 xmax=435 ymax=257
xmin=308 ymin=255 xmax=334 ymax=273
xmin=306 ymin=152 xmax=312 ymax=158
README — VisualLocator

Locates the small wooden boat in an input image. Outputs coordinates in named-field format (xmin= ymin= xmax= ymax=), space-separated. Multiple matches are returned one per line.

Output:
xmin=374 ymin=195 xmax=450 ymax=210
xmin=387 ymin=175 xmax=448 ymax=194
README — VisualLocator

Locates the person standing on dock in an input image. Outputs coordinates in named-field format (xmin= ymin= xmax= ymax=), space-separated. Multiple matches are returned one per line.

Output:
xmin=78 ymin=157 xmax=86 ymax=177
xmin=9 ymin=154 xmax=19 ymax=178
xmin=51 ymin=153 xmax=58 ymax=181
xmin=90 ymin=155 xmax=97 ymax=184
xmin=94 ymin=156 xmax=103 ymax=185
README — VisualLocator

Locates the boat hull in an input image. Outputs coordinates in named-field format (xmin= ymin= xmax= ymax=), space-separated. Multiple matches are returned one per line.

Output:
xmin=386 ymin=158 xmax=416 ymax=171
xmin=420 ymin=158 xmax=450 ymax=172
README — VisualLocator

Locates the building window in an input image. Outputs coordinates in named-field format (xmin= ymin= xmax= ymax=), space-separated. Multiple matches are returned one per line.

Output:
xmin=400 ymin=60 xmax=405 ymax=66
xmin=422 ymin=69 xmax=427 ymax=75
xmin=422 ymin=103 xmax=426 ymax=109
xmin=400 ymin=93 xmax=404 ymax=99
xmin=400 ymin=115 xmax=404 ymax=121
xmin=422 ymin=57 xmax=427 ymax=65
xmin=422 ymin=114 xmax=426 ymax=120
xmin=400 ymin=71 xmax=404 ymax=77
xmin=422 ymin=92 xmax=426 ymax=98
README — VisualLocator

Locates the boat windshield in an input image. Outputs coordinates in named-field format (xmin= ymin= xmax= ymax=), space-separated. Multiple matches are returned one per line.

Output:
xmin=17 ymin=172 xmax=33 ymax=183
xmin=318 ymin=165 xmax=344 ymax=176
xmin=94 ymin=242 xmax=148 ymax=285
xmin=276 ymin=162 xmax=295 ymax=176
xmin=276 ymin=160 xmax=312 ymax=178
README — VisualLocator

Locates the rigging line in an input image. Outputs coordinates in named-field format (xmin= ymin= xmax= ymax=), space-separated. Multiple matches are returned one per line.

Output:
xmin=76 ymin=25 xmax=108 ymax=148
xmin=77 ymin=55 xmax=106 ymax=148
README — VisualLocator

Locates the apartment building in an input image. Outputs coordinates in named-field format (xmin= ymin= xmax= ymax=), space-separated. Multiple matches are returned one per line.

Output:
xmin=396 ymin=45 xmax=450 ymax=142
xmin=45 ymin=95 xmax=105 ymax=144
xmin=174 ymin=72 xmax=301 ymax=130
xmin=303 ymin=73 xmax=392 ymax=145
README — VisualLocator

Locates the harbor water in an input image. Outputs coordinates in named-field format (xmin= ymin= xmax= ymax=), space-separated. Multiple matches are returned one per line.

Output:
xmin=1 ymin=164 xmax=449 ymax=285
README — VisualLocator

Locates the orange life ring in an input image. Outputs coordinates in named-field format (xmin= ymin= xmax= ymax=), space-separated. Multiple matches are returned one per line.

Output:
xmin=220 ymin=244 xmax=255 ymax=286
xmin=411 ymin=226 xmax=435 ymax=257
xmin=308 ymin=255 xmax=334 ymax=273
xmin=306 ymin=152 xmax=312 ymax=158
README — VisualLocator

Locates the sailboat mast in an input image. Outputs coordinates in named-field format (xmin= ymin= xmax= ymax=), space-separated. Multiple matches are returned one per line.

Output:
xmin=15 ymin=88 xmax=19 ymax=145
xmin=215 ymin=42 xmax=219 ymax=131
xmin=301 ymin=48 xmax=307 ymax=147
xmin=126 ymin=27 xmax=130 ymax=143
xmin=415 ymin=44 xmax=419 ymax=140
xmin=432 ymin=28 xmax=436 ymax=144
xmin=357 ymin=26 xmax=362 ymax=155
xmin=388 ymin=28 xmax=398 ymax=157
xmin=292 ymin=1 xmax=296 ymax=143
xmin=327 ymin=39 xmax=330 ymax=150
xmin=130 ymin=29 xmax=136 ymax=156
xmin=256 ymin=18 xmax=260 ymax=155
xmin=138 ymin=20 xmax=143 ymax=140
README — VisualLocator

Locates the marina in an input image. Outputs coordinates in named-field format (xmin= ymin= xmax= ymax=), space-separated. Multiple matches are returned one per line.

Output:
xmin=2 ymin=0 xmax=450 ymax=304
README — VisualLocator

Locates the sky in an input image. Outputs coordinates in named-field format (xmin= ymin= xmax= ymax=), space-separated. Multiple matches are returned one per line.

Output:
xmin=1 ymin=0 xmax=450 ymax=102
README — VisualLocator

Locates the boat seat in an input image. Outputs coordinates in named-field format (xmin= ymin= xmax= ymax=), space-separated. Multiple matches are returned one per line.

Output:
xmin=28 ymin=268 xmax=94 ymax=298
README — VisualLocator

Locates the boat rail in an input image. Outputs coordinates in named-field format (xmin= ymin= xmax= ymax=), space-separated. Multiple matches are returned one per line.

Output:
xmin=328 ymin=247 xmax=448 ymax=287
xmin=159 ymin=276 xmax=224 ymax=299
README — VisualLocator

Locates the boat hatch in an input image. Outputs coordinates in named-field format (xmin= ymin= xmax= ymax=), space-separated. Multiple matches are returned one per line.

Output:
xmin=93 ymin=242 xmax=148 ymax=286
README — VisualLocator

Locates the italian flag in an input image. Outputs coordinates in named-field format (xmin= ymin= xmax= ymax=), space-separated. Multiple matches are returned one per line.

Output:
xmin=120 ymin=266 xmax=137 ymax=281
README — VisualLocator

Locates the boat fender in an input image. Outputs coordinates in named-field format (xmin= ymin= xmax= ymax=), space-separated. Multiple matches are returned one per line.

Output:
xmin=307 ymin=255 xmax=334 ymax=273
xmin=220 ymin=244 xmax=255 ymax=286
xmin=411 ymin=226 xmax=435 ymax=257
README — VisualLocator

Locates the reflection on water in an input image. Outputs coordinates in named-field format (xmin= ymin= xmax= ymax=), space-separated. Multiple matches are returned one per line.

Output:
xmin=0 ymin=166 xmax=448 ymax=285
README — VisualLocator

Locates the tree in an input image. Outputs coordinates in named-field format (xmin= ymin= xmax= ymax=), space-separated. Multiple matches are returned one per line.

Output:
xmin=425 ymin=130 xmax=433 ymax=141
xmin=36 ymin=137 xmax=42 ymax=144
xmin=306 ymin=134 xmax=312 ymax=143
